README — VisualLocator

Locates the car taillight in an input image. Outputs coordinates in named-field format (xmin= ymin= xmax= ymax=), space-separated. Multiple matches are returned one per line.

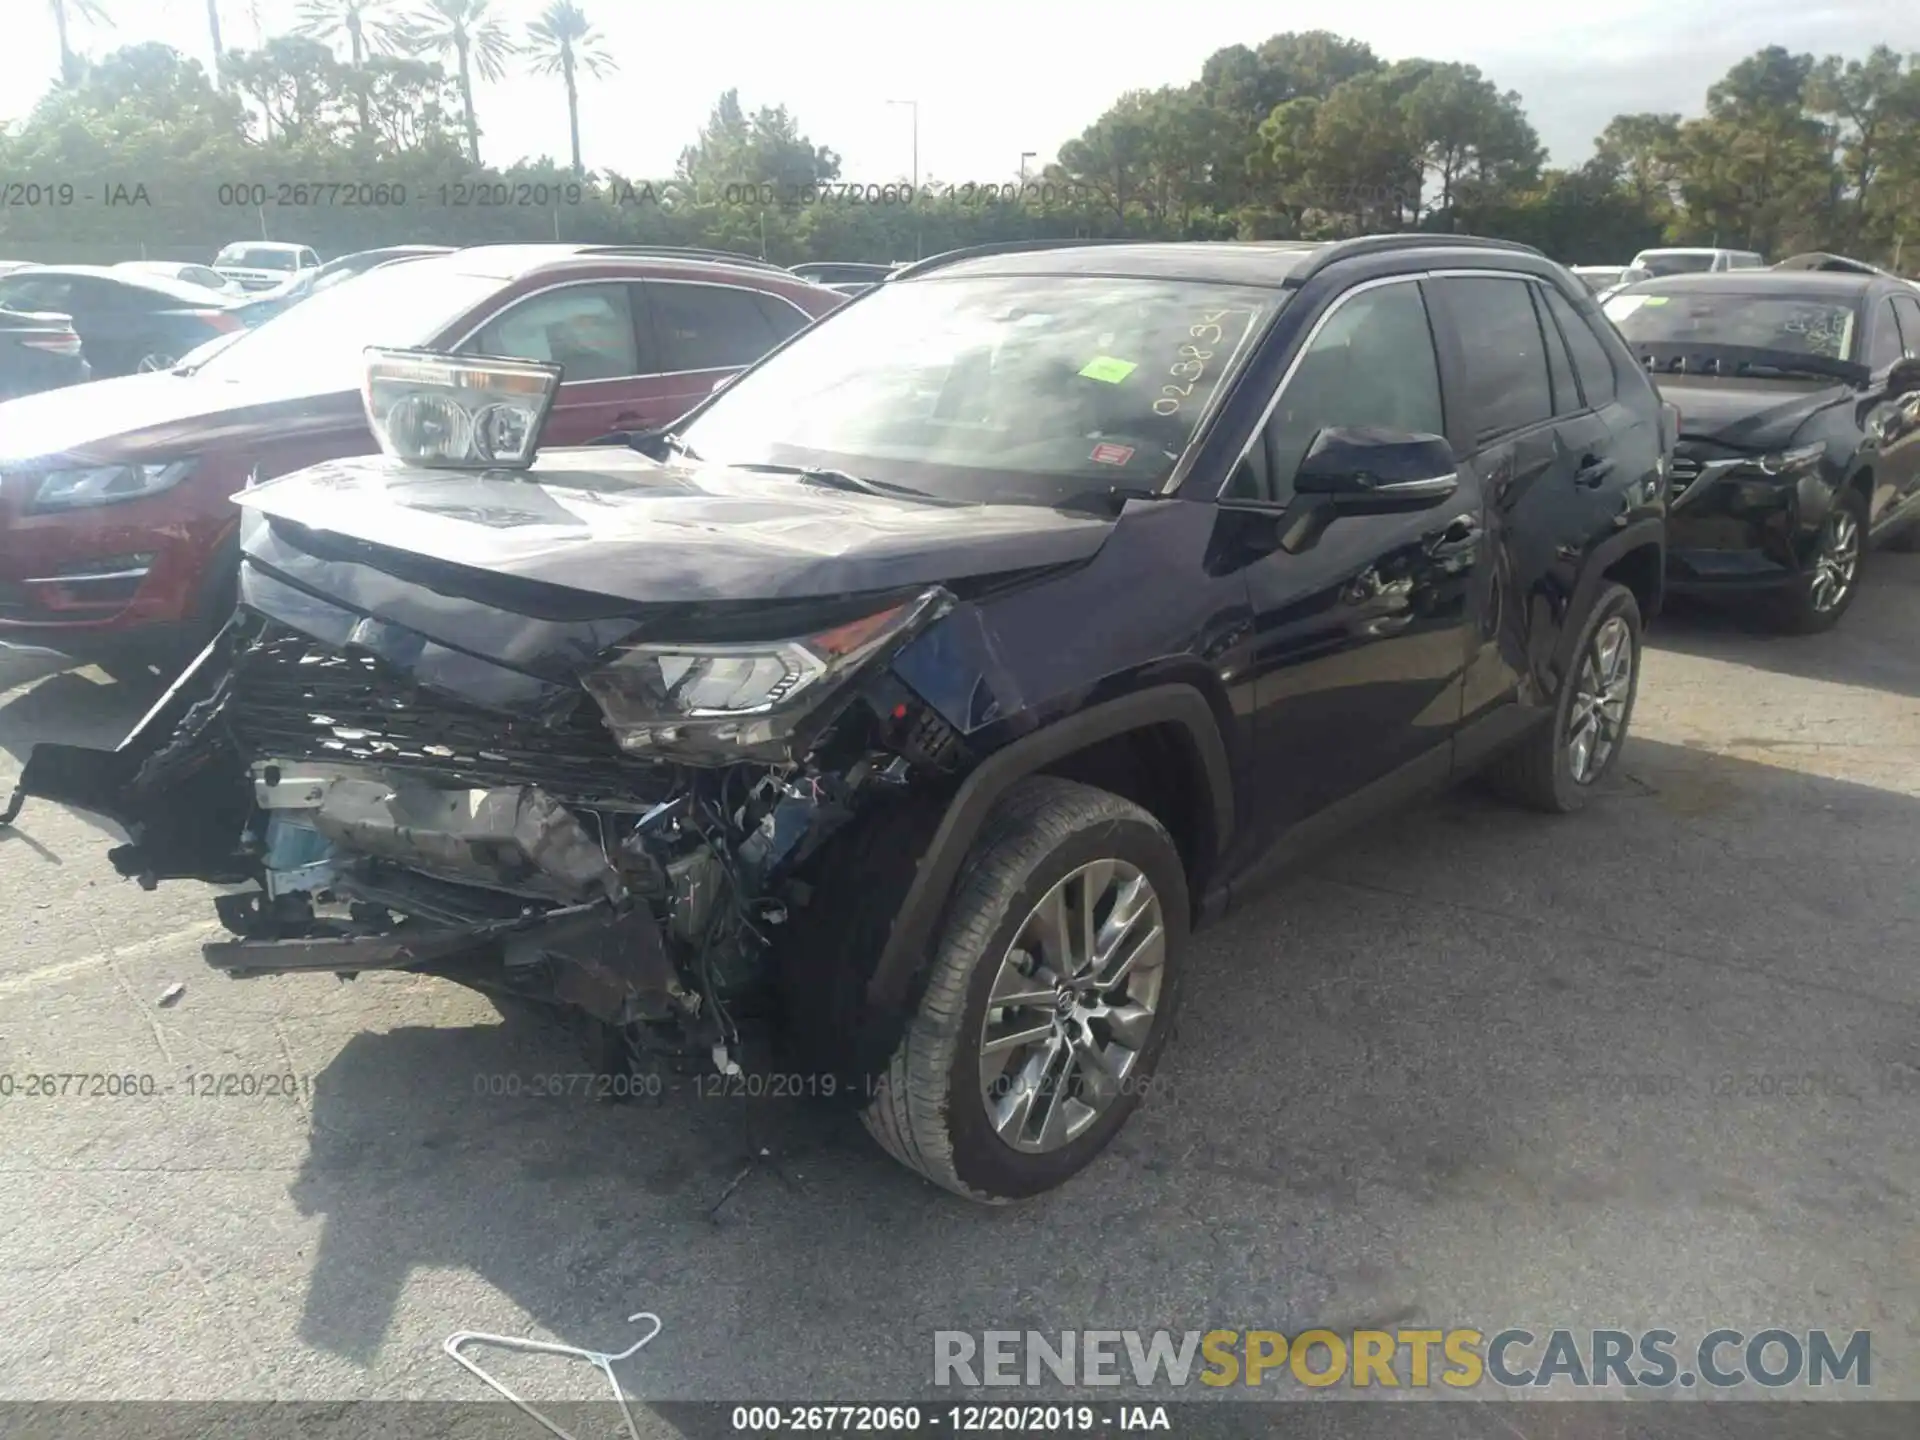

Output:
xmin=21 ymin=332 xmax=83 ymax=357
xmin=195 ymin=310 xmax=243 ymax=333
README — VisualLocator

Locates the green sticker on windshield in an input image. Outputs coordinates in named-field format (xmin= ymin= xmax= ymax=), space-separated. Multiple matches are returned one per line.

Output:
xmin=1079 ymin=355 xmax=1137 ymax=383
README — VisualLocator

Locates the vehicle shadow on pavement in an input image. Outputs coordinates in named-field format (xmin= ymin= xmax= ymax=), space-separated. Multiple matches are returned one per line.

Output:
xmin=281 ymin=735 xmax=1920 ymax=1400
xmin=1650 ymin=550 xmax=1920 ymax=700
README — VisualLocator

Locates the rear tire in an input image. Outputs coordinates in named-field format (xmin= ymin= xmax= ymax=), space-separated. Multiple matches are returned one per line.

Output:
xmin=1481 ymin=581 xmax=1642 ymax=814
xmin=862 ymin=777 xmax=1188 ymax=1202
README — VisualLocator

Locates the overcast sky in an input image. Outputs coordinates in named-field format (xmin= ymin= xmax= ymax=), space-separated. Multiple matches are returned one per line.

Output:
xmin=4 ymin=0 xmax=1914 ymax=183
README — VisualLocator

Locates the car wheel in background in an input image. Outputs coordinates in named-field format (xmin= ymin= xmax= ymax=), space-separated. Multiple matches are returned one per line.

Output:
xmin=863 ymin=777 xmax=1187 ymax=1202
xmin=1767 ymin=487 xmax=1866 ymax=633
xmin=1481 ymin=580 xmax=1643 ymax=814
xmin=135 ymin=352 xmax=179 ymax=373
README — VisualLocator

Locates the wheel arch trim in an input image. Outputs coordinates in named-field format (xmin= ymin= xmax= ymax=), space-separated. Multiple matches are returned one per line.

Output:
xmin=863 ymin=683 xmax=1233 ymax=1016
xmin=1550 ymin=518 xmax=1665 ymax=691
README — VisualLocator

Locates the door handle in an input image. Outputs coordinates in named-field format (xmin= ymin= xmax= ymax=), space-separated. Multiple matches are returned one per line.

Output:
xmin=612 ymin=412 xmax=647 ymax=427
xmin=1573 ymin=455 xmax=1615 ymax=488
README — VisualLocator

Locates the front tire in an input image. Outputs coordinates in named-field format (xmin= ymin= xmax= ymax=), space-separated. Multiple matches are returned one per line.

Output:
xmin=862 ymin=777 xmax=1188 ymax=1202
xmin=1482 ymin=580 xmax=1642 ymax=814
xmin=1766 ymin=487 xmax=1866 ymax=633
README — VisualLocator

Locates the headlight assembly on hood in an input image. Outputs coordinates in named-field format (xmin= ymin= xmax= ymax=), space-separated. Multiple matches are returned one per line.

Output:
xmin=361 ymin=348 xmax=560 ymax=469
xmin=1753 ymin=441 xmax=1826 ymax=477
xmin=30 ymin=461 xmax=193 ymax=513
xmin=582 ymin=587 xmax=953 ymax=764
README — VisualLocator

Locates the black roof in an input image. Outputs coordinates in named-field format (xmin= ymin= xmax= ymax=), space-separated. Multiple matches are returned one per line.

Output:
xmin=1620 ymin=270 xmax=1881 ymax=298
xmin=892 ymin=234 xmax=1545 ymax=288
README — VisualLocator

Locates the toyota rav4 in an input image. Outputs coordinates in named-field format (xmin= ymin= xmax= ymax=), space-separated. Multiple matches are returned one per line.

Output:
xmin=4 ymin=235 xmax=1669 ymax=1202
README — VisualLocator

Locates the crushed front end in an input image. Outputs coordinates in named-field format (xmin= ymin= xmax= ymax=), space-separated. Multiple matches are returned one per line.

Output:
xmin=9 ymin=564 xmax=966 ymax=1079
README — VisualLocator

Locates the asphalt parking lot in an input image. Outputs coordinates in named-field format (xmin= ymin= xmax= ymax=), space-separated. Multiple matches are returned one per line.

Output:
xmin=2 ymin=559 xmax=1918 ymax=1420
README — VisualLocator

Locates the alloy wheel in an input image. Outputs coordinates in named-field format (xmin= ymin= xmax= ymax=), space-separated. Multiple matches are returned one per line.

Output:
xmin=1566 ymin=615 xmax=1633 ymax=785
xmin=135 ymin=353 xmax=178 ymax=373
xmin=977 ymin=859 xmax=1167 ymax=1154
xmin=1809 ymin=508 xmax=1860 ymax=614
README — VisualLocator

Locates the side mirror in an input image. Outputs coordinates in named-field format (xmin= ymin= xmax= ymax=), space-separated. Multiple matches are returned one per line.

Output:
xmin=1888 ymin=356 xmax=1920 ymax=398
xmin=1293 ymin=426 xmax=1459 ymax=511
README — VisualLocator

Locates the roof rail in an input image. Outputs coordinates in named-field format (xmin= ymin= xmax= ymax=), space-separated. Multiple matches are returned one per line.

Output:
xmin=888 ymin=237 xmax=1151 ymax=282
xmin=573 ymin=244 xmax=786 ymax=272
xmin=1285 ymin=232 xmax=1544 ymax=287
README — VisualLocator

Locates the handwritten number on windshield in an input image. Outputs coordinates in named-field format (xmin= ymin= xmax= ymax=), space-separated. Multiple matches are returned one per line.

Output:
xmin=1155 ymin=313 xmax=1227 ymax=415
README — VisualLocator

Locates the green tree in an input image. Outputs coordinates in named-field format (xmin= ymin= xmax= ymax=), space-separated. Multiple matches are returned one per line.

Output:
xmin=525 ymin=0 xmax=616 ymax=177
xmin=676 ymin=89 xmax=840 ymax=196
xmin=1807 ymin=46 xmax=1918 ymax=250
xmin=402 ymin=0 xmax=516 ymax=165
xmin=1401 ymin=60 xmax=1543 ymax=216
xmin=224 ymin=36 xmax=349 ymax=145
xmin=1675 ymin=47 xmax=1837 ymax=255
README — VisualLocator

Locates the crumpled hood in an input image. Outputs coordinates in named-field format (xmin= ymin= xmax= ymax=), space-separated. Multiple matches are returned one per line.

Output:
xmin=0 ymin=369 xmax=361 ymax=466
xmin=1652 ymin=374 xmax=1846 ymax=449
xmin=237 ymin=446 xmax=1119 ymax=604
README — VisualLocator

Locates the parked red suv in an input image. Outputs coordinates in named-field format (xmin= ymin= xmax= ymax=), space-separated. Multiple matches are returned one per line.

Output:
xmin=0 ymin=245 xmax=845 ymax=677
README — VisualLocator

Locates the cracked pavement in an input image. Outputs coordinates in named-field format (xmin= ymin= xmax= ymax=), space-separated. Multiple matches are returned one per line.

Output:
xmin=1 ymin=556 xmax=1917 ymax=1419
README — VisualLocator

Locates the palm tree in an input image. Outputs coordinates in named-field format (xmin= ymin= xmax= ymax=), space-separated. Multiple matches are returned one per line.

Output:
xmin=294 ymin=0 xmax=402 ymax=66
xmin=48 ymin=0 xmax=111 ymax=86
xmin=525 ymin=1 xmax=616 ymax=176
xmin=295 ymin=0 xmax=403 ymax=133
xmin=402 ymin=0 xmax=516 ymax=165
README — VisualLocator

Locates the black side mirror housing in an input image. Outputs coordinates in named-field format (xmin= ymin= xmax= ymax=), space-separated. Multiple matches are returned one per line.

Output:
xmin=1888 ymin=356 xmax=1920 ymax=398
xmin=1293 ymin=426 xmax=1460 ymax=510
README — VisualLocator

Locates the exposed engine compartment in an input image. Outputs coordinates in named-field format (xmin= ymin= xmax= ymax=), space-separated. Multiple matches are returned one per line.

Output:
xmin=19 ymin=604 xmax=971 ymax=1079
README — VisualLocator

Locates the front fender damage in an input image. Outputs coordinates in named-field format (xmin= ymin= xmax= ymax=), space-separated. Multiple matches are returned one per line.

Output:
xmin=6 ymin=596 xmax=981 ymax=1078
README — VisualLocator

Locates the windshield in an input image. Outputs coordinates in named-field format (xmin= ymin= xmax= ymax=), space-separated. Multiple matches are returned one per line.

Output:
xmin=192 ymin=260 xmax=500 ymax=385
xmin=1634 ymin=252 xmax=1717 ymax=277
xmin=217 ymin=246 xmax=299 ymax=270
xmin=677 ymin=274 xmax=1281 ymax=501
xmin=1603 ymin=289 xmax=1859 ymax=361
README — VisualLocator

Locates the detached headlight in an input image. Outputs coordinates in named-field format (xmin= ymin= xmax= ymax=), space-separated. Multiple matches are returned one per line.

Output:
xmin=361 ymin=348 xmax=560 ymax=469
xmin=30 ymin=461 xmax=192 ymax=513
xmin=1754 ymin=441 xmax=1826 ymax=477
xmin=583 ymin=588 xmax=953 ymax=764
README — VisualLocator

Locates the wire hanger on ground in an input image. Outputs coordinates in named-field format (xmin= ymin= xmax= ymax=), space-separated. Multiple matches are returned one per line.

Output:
xmin=445 ymin=1311 xmax=663 ymax=1440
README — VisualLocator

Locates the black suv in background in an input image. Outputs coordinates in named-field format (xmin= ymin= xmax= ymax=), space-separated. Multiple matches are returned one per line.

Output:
xmin=1603 ymin=269 xmax=1920 ymax=630
xmin=8 ymin=235 xmax=1667 ymax=1202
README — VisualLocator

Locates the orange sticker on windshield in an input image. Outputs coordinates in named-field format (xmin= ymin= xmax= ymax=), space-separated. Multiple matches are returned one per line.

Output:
xmin=1091 ymin=443 xmax=1135 ymax=466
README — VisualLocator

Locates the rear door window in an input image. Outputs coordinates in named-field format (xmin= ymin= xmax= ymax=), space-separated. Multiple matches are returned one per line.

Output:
xmin=1432 ymin=275 xmax=1554 ymax=443
xmin=1534 ymin=285 xmax=1581 ymax=416
xmin=752 ymin=291 xmax=811 ymax=345
xmin=468 ymin=282 xmax=642 ymax=381
xmin=646 ymin=282 xmax=783 ymax=372
xmin=1540 ymin=284 xmax=1618 ymax=405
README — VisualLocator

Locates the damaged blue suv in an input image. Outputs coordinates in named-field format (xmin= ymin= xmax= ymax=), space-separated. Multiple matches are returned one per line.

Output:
xmin=5 ymin=235 xmax=1669 ymax=1201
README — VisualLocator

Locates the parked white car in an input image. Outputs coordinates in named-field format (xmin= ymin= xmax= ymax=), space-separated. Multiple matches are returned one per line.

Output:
xmin=116 ymin=260 xmax=246 ymax=296
xmin=1629 ymin=247 xmax=1767 ymax=276
xmin=1571 ymin=264 xmax=1652 ymax=295
xmin=212 ymin=241 xmax=321 ymax=292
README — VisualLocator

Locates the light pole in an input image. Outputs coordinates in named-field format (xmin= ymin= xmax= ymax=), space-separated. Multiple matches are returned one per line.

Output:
xmin=886 ymin=99 xmax=919 ymax=191
xmin=1020 ymin=152 xmax=1036 ymax=184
